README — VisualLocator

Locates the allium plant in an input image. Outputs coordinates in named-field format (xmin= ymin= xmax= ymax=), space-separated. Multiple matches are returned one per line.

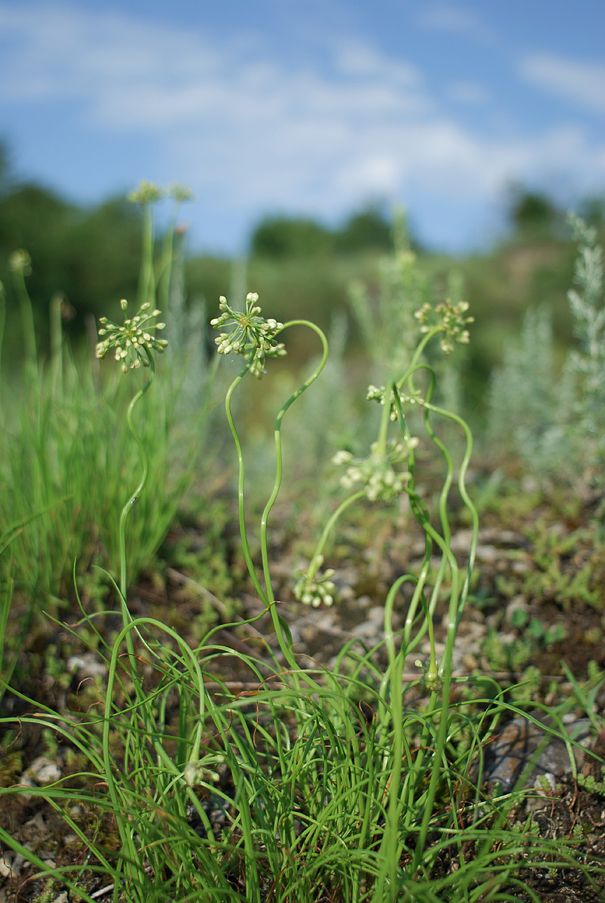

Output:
xmin=94 ymin=296 xmax=168 ymax=695
xmin=96 ymin=298 xmax=167 ymax=595
xmin=213 ymin=289 xmax=480 ymax=883
xmin=214 ymin=292 xmax=328 ymax=668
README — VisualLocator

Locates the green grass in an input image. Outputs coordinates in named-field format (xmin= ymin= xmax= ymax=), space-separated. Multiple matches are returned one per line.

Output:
xmin=0 ymin=190 xmax=214 ymax=686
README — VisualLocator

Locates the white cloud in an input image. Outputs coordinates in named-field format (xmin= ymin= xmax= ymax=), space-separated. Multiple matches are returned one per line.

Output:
xmin=446 ymin=80 xmax=489 ymax=105
xmin=520 ymin=53 xmax=605 ymax=115
xmin=0 ymin=3 xmax=603 ymax=243
xmin=416 ymin=4 xmax=493 ymax=41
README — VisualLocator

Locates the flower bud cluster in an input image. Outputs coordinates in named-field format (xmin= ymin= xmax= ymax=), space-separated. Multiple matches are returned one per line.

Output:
xmin=367 ymin=385 xmax=426 ymax=419
xmin=414 ymin=299 xmax=473 ymax=353
xmin=333 ymin=438 xmax=418 ymax=502
xmin=96 ymin=299 xmax=168 ymax=373
xmin=211 ymin=292 xmax=286 ymax=377
xmin=293 ymin=557 xmax=336 ymax=607
xmin=127 ymin=181 xmax=193 ymax=205
xmin=367 ymin=384 xmax=399 ymax=421
xmin=9 ymin=249 xmax=31 ymax=275
xmin=127 ymin=180 xmax=164 ymax=205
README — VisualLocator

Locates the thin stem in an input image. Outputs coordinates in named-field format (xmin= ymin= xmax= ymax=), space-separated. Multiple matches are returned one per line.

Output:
xmin=224 ymin=365 xmax=268 ymax=604
xmin=259 ymin=319 xmax=328 ymax=662
xmin=50 ymin=294 xmax=64 ymax=397
xmin=118 ymin=360 xmax=155 ymax=604
xmin=158 ymin=216 xmax=176 ymax=313
xmin=117 ymin=353 xmax=155 ymax=698
xmin=305 ymin=491 xmax=365 ymax=581
xmin=396 ymin=326 xmax=441 ymax=392
xmin=138 ymin=203 xmax=156 ymax=308
xmin=409 ymin=400 xmax=478 ymax=876
xmin=376 ymin=383 xmax=393 ymax=455
xmin=13 ymin=267 xmax=38 ymax=381
xmin=373 ymin=573 xmax=417 ymax=901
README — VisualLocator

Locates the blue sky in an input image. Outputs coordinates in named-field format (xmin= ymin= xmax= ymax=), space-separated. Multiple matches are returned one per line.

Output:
xmin=0 ymin=0 xmax=604 ymax=253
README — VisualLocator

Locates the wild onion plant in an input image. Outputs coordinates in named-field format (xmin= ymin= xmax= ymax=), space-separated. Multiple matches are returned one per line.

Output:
xmin=0 ymin=288 xmax=600 ymax=902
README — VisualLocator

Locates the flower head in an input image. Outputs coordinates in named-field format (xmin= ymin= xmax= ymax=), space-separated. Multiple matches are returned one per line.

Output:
xmin=414 ymin=299 xmax=473 ymax=353
xmin=127 ymin=181 xmax=163 ymax=205
xmin=9 ymin=249 xmax=31 ymax=276
xmin=96 ymin=299 xmax=168 ymax=373
xmin=210 ymin=292 xmax=286 ymax=377
xmin=333 ymin=437 xmax=418 ymax=502
xmin=168 ymin=183 xmax=194 ymax=203
xmin=293 ymin=557 xmax=336 ymax=608
xmin=367 ymin=384 xmax=402 ymax=421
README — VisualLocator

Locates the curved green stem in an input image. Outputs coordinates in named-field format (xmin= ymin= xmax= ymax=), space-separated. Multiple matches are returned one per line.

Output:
xmin=224 ymin=364 xmax=268 ymax=604
xmin=376 ymin=383 xmax=393 ymax=455
xmin=305 ymin=490 xmax=365 ymax=581
xmin=118 ymin=359 xmax=155 ymax=605
xmin=373 ymin=573 xmax=418 ymax=901
xmin=395 ymin=326 xmax=441 ymax=393
xmin=411 ymin=394 xmax=479 ymax=613
xmin=259 ymin=319 xmax=328 ymax=663
xmin=408 ymin=401 xmax=478 ymax=875
xmin=116 ymin=354 xmax=155 ymax=699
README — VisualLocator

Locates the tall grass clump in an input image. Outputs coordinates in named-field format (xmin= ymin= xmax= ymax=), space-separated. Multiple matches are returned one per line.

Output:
xmin=0 ymin=182 xmax=211 ymax=632
xmin=1 ymin=278 xmax=601 ymax=902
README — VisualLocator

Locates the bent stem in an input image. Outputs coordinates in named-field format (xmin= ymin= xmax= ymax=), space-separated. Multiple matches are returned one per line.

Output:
xmin=258 ymin=319 xmax=329 ymax=666
xmin=224 ymin=364 xmax=268 ymax=604
xmin=407 ymin=395 xmax=478 ymax=876
xmin=373 ymin=573 xmax=418 ymax=902
xmin=118 ymin=356 xmax=155 ymax=605
xmin=117 ymin=351 xmax=155 ymax=684
xmin=305 ymin=490 xmax=365 ymax=583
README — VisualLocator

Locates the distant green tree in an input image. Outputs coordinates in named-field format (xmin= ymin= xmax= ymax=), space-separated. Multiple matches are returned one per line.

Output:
xmin=60 ymin=197 xmax=141 ymax=316
xmin=335 ymin=204 xmax=393 ymax=253
xmin=0 ymin=182 xmax=78 ymax=313
xmin=578 ymin=195 xmax=605 ymax=230
xmin=507 ymin=184 xmax=561 ymax=238
xmin=250 ymin=215 xmax=334 ymax=258
xmin=0 ymin=180 xmax=144 ymax=348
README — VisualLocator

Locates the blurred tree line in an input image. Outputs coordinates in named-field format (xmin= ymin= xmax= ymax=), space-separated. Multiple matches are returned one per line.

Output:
xmin=1 ymin=138 xmax=604 ymax=380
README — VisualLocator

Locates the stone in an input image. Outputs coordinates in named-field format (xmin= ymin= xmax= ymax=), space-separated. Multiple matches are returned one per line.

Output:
xmin=485 ymin=716 xmax=592 ymax=792
xmin=21 ymin=757 xmax=61 ymax=786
